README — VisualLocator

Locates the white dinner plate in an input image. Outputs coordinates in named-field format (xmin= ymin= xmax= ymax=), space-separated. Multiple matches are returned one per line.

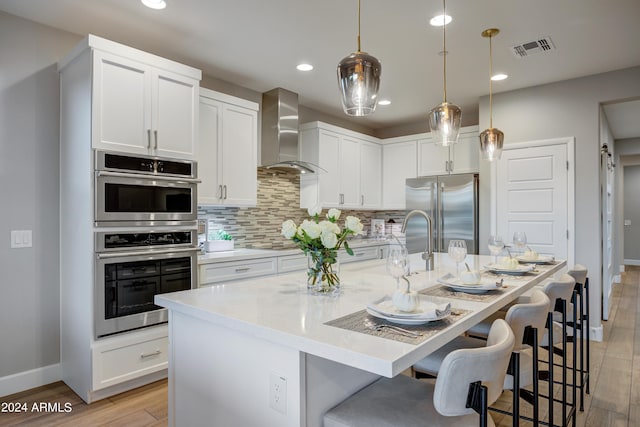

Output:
xmin=437 ymin=273 xmax=501 ymax=294
xmin=515 ymin=255 xmax=555 ymax=264
xmin=366 ymin=307 xmax=450 ymax=325
xmin=366 ymin=296 xmax=451 ymax=325
xmin=484 ymin=263 xmax=535 ymax=275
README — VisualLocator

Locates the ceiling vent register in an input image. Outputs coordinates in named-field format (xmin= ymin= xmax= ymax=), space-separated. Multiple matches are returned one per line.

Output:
xmin=511 ymin=37 xmax=556 ymax=57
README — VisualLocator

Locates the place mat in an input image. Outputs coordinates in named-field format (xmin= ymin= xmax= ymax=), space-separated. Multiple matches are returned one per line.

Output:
xmin=325 ymin=307 xmax=471 ymax=345
xmin=420 ymin=284 xmax=508 ymax=302
xmin=482 ymin=261 xmax=556 ymax=281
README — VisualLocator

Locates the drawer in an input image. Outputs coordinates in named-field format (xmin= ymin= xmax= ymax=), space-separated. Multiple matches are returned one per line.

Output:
xmin=92 ymin=333 xmax=168 ymax=391
xmin=339 ymin=246 xmax=382 ymax=264
xmin=277 ymin=253 xmax=308 ymax=273
xmin=199 ymin=257 xmax=277 ymax=286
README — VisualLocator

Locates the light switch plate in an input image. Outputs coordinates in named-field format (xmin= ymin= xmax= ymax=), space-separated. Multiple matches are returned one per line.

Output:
xmin=10 ymin=230 xmax=32 ymax=248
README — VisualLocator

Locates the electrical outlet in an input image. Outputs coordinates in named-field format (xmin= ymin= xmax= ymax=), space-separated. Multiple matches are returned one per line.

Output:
xmin=269 ymin=372 xmax=287 ymax=414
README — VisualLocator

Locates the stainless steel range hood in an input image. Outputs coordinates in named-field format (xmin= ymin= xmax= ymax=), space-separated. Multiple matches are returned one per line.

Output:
xmin=261 ymin=88 xmax=323 ymax=174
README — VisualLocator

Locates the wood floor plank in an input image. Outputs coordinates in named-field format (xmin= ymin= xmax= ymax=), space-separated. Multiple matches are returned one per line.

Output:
xmin=583 ymin=406 xmax=628 ymax=427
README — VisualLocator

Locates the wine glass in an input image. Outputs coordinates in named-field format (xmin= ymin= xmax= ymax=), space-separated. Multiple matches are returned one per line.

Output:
xmin=513 ymin=232 xmax=527 ymax=252
xmin=488 ymin=235 xmax=504 ymax=264
xmin=386 ymin=248 xmax=408 ymax=289
xmin=448 ymin=240 xmax=467 ymax=275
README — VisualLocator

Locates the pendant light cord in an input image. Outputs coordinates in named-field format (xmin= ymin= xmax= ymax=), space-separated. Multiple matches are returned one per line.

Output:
xmin=442 ymin=0 xmax=447 ymax=102
xmin=357 ymin=0 xmax=361 ymax=52
xmin=489 ymin=33 xmax=493 ymax=128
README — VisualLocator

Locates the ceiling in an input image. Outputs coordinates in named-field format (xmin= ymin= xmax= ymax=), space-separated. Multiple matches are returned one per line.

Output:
xmin=1 ymin=0 xmax=640 ymax=136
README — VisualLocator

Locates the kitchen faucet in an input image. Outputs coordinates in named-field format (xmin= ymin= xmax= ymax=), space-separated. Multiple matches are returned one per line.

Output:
xmin=401 ymin=209 xmax=434 ymax=271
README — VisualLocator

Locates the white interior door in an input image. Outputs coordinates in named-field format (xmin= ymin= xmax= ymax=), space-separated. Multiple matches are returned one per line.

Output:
xmin=601 ymin=147 xmax=615 ymax=320
xmin=495 ymin=141 xmax=573 ymax=262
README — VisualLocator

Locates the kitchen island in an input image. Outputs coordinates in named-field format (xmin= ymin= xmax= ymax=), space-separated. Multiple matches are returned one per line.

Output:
xmin=156 ymin=253 xmax=566 ymax=427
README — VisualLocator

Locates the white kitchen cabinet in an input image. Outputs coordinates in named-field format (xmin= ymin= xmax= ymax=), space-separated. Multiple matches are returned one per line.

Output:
xmin=299 ymin=122 xmax=380 ymax=210
xmin=417 ymin=125 xmax=479 ymax=176
xmin=359 ymin=141 xmax=382 ymax=209
xmin=339 ymin=245 xmax=383 ymax=264
xmin=57 ymin=34 xmax=201 ymax=403
xmin=198 ymin=88 xmax=259 ymax=207
xmin=92 ymin=47 xmax=199 ymax=160
xmin=381 ymin=139 xmax=418 ymax=209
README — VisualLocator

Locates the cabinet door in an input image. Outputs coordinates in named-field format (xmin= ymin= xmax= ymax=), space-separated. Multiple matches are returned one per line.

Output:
xmin=198 ymin=97 xmax=222 ymax=205
xmin=417 ymin=137 xmax=449 ymax=176
xmin=359 ymin=141 xmax=381 ymax=209
xmin=220 ymin=104 xmax=257 ymax=206
xmin=382 ymin=141 xmax=418 ymax=209
xmin=92 ymin=51 xmax=151 ymax=155
xmin=449 ymin=132 xmax=479 ymax=173
xmin=339 ymin=136 xmax=361 ymax=208
xmin=317 ymin=130 xmax=341 ymax=207
xmin=152 ymin=69 xmax=198 ymax=160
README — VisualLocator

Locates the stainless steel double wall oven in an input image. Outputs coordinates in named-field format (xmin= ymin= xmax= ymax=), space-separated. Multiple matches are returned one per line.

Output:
xmin=94 ymin=151 xmax=200 ymax=338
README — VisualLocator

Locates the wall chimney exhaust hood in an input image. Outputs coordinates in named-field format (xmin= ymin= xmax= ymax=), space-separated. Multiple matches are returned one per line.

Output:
xmin=261 ymin=88 xmax=324 ymax=174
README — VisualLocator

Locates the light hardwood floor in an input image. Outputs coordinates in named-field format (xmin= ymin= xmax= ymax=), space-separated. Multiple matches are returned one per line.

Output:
xmin=1 ymin=266 xmax=638 ymax=426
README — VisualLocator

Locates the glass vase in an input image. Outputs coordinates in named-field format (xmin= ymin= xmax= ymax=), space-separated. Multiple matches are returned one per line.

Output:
xmin=307 ymin=250 xmax=340 ymax=295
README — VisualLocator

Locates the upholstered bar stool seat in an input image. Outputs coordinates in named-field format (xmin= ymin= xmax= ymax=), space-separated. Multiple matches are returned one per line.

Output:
xmin=324 ymin=320 xmax=515 ymax=427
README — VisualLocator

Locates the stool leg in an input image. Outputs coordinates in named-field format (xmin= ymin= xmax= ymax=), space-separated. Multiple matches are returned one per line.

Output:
xmin=510 ymin=352 xmax=520 ymax=427
xmin=533 ymin=330 xmax=539 ymax=427
xmin=561 ymin=299 xmax=567 ymax=427
xmin=548 ymin=312 xmax=554 ymax=427
xmin=572 ymin=291 xmax=578 ymax=427
xmin=585 ymin=278 xmax=591 ymax=394
xmin=578 ymin=285 xmax=585 ymax=411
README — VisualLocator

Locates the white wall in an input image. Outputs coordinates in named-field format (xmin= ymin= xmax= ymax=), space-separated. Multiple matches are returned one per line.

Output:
xmin=615 ymin=138 xmax=640 ymax=269
xmin=0 ymin=11 xmax=80 ymax=391
xmin=478 ymin=66 xmax=640 ymax=337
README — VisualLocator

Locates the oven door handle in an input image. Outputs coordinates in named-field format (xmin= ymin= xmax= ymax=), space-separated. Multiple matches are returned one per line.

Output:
xmin=96 ymin=247 xmax=200 ymax=259
xmin=96 ymin=170 xmax=201 ymax=184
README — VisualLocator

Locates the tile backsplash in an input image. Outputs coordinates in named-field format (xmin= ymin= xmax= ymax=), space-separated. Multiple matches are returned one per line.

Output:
xmin=198 ymin=168 xmax=405 ymax=249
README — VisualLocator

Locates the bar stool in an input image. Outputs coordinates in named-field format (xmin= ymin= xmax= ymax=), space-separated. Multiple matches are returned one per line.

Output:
xmin=323 ymin=319 xmax=515 ymax=427
xmin=413 ymin=289 xmax=550 ymax=427
xmin=538 ymin=274 xmax=577 ymax=427
xmin=565 ymin=264 xmax=590 ymax=410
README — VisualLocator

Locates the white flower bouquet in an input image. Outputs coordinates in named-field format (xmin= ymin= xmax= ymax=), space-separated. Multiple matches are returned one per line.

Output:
xmin=281 ymin=207 xmax=364 ymax=293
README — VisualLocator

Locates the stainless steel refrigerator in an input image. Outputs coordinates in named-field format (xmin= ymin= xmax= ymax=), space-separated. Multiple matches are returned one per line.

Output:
xmin=405 ymin=174 xmax=479 ymax=255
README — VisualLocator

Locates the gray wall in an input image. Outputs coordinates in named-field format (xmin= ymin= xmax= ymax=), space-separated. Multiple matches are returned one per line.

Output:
xmin=478 ymin=66 xmax=640 ymax=332
xmin=614 ymin=138 xmax=640 ymax=268
xmin=0 ymin=12 xmax=80 ymax=379
xmin=623 ymin=165 xmax=640 ymax=261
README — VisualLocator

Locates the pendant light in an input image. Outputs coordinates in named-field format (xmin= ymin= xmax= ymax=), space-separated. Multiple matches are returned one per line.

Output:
xmin=337 ymin=0 xmax=381 ymax=116
xmin=428 ymin=0 xmax=462 ymax=146
xmin=479 ymin=28 xmax=504 ymax=161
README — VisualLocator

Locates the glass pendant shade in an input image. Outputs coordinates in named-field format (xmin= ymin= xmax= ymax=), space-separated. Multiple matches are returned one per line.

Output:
xmin=479 ymin=127 xmax=504 ymax=161
xmin=337 ymin=51 xmax=382 ymax=116
xmin=428 ymin=101 xmax=462 ymax=146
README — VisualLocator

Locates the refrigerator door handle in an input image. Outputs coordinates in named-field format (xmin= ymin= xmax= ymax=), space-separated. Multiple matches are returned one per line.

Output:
xmin=439 ymin=182 xmax=445 ymax=252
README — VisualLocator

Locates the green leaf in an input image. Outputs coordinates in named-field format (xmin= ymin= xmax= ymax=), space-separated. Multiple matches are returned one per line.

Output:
xmin=344 ymin=241 xmax=354 ymax=256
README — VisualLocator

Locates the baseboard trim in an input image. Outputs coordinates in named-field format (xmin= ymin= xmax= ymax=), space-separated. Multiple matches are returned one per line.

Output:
xmin=613 ymin=274 xmax=621 ymax=283
xmin=624 ymin=259 xmax=640 ymax=266
xmin=0 ymin=364 xmax=61 ymax=398
xmin=590 ymin=325 xmax=603 ymax=342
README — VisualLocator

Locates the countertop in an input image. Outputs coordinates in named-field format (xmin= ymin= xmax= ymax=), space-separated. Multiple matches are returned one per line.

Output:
xmin=198 ymin=238 xmax=392 ymax=264
xmin=157 ymin=253 xmax=566 ymax=377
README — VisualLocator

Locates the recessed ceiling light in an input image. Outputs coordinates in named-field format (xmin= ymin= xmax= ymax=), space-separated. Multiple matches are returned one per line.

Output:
xmin=141 ymin=0 xmax=166 ymax=10
xmin=491 ymin=73 xmax=508 ymax=81
xmin=378 ymin=100 xmax=391 ymax=106
xmin=296 ymin=63 xmax=313 ymax=71
xmin=430 ymin=14 xmax=452 ymax=27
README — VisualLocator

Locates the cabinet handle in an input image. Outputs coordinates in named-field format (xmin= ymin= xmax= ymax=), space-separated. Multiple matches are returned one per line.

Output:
xmin=223 ymin=185 xmax=228 ymax=199
xmin=445 ymin=160 xmax=449 ymax=172
xmin=140 ymin=349 xmax=161 ymax=359
xmin=217 ymin=185 xmax=223 ymax=199
xmin=153 ymin=130 xmax=158 ymax=150
xmin=361 ymin=195 xmax=364 ymax=206
xmin=147 ymin=129 xmax=152 ymax=149
xmin=339 ymin=193 xmax=344 ymax=205
xmin=235 ymin=267 xmax=250 ymax=272
xmin=449 ymin=160 xmax=453 ymax=171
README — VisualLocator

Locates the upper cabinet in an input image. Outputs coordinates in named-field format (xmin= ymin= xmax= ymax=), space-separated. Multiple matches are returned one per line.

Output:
xmin=58 ymin=35 xmax=201 ymax=160
xmin=417 ymin=126 xmax=480 ymax=176
xmin=198 ymin=88 xmax=259 ymax=207
xmin=299 ymin=122 xmax=381 ymax=210
xmin=381 ymin=139 xmax=418 ymax=210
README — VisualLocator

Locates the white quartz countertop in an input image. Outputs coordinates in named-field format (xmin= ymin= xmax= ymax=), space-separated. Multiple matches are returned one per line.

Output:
xmin=157 ymin=253 xmax=565 ymax=377
xmin=197 ymin=238 xmax=390 ymax=264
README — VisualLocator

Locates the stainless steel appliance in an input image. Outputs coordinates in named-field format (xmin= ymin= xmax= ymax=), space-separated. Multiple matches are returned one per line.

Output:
xmin=95 ymin=151 xmax=199 ymax=224
xmin=405 ymin=174 xmax=479 ymax=255
xmin=95 ymin=227 xmax=199 ymax=337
